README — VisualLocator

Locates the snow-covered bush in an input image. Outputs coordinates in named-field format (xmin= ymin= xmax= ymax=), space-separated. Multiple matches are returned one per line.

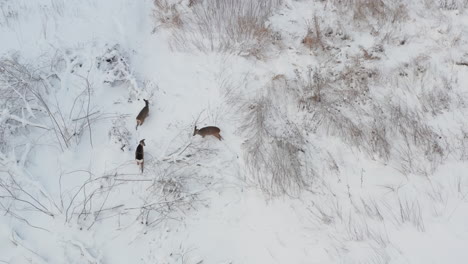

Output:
xmin=96 ymin=44 xmax=142 ymax=99
xmin=108 ymin=115 xmax=132 ymax=151
xmin=0 ymin=55 xmax=49 ymax=152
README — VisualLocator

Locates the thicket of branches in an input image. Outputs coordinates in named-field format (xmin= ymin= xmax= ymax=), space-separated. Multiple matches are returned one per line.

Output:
xmin=0 ymin=46 xmax=219 ymax=233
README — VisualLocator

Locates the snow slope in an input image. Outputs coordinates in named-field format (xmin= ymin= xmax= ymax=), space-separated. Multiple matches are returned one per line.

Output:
xmin=1 ymin=0 xmax=468 ymax=263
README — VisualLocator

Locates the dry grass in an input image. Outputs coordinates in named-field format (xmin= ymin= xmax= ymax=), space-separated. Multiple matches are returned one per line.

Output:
xmin=302 ymin=15 xmax=325 ymax=51
xmin=287 ymin=54 xmax=456 ymax=176
xmin=239 ymin=94 xmax=313 ymax=196
xmin=331 ymin=0 xmax=408 ymax=31
xmin=170 ymin=0 xmax=281 ymax=58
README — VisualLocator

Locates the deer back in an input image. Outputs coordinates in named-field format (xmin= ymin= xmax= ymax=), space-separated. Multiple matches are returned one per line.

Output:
xmin=197 ymin=126 xmax=221 ymax=136
xmin=135 ymin=144 xmax=144 ymax=160
xmin=136 ymin=100 xmax=149 ymax=121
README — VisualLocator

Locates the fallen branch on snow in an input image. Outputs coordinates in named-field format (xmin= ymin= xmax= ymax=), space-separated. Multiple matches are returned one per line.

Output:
xmin=0 ymin=109 xmax=50 ymax=130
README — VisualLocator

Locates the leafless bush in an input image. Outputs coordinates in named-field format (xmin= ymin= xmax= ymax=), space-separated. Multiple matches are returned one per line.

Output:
xmin=152 ymin=0 xmax=183 ymax=30
xmin=0 ymin=170 xmax=57 ymax=224
xmin=332 ymin=0 xmax=408 ymax=31
xmin=0 ymin=49 xmax=132 ymax=154
xmin=289 ymin=57 xmax=454 ymax=174
xmin=0 ymin=56 xmax=49 ymax=150
xmin=108 ymin=115 xmax=132 ymax=151
xmin=456 ymin=127 xmax=468 ymax=160
xmin=52 ymin=148 xmax=210 ymax=230
xmin=389 ymin=65 xmax=453 ymax=174
xmin=336 ymin=57 xmax=377 ymax=98
xmin=133 ymin=149 xmax=216 ymax=227
xmin=96 ymin=44 xmax=144 ymax=99
xmin=380 ymin=99 xmax=446 ymax=175
xmin=302 ymin=15 xmax=326 ymax=51
xmin=171 ymin=0 xmax=281 ymax=58
xmin=294 ymin=65 xmax=380 ymax=158
xmin=420 ymin=85 xmax=451 ymax=116
xmin=240 ymin=94 xmax=314 ymax=196
xmin=296 ymin=67 xmax=331 ymax=109
xmin=435 ymin=0 xmax=468 ymax=10
xmin=0 ymin=1 xmax=19 ymax=27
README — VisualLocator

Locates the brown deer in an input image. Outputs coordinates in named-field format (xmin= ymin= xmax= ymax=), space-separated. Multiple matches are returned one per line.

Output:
xmin=193 ymin=126 xmax=222 ymax=141
xmin=135 ymin=139 xmax=145 ymax=173
xmin=136 ymin=99 xmax=149 ymax=130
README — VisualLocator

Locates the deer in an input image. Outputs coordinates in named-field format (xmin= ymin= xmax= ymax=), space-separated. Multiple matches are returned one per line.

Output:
xmin=136 ymin=99 xmax=149 ymax=130
xmin=135 ymin=139 xmax=145 ymax=173
xmin=193 ymin=126 xmax=223 ymax=141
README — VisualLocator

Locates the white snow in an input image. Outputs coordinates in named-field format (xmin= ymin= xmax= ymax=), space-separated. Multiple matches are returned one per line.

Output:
xmin=1 ymin=0 xmax=468 ymax=263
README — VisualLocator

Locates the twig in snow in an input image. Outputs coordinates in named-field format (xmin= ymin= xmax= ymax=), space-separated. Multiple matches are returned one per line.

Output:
xmin=0 ymin=109 xmax=50 ymax=130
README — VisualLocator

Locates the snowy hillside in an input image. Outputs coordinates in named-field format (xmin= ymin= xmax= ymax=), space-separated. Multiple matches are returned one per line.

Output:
xmin=1 ymin=0 xmax=468 ymax=263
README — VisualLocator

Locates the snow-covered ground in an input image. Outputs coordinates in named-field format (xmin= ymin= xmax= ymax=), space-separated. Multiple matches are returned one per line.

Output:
xmin=1 ymin=0 xmax=468 ymax=263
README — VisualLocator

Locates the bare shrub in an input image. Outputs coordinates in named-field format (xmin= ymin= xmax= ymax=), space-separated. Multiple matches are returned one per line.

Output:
xmin=302 ymin=15 xmax=325 ymax=51
xmin=293 ymin=64 xmax=383 ymax=159
xmin=381 ymin=100 xmax=446 ymax=175
xmin=436 ymin=0 xmax=468 ymax=10
xmin=416 ymin=74 xmax=458 ymax=116
xmin=331 ymin=0 xmax=408 ymax=31
xmin=0 ymin=170 xmax=57 ymax=228
xmin=240 ymin=96 xmax=313 ymax=196
xmin=456 ymin=127 xmax=468 ymax=160
xmin=0 ymin=55 xmax=72 ymax=152
xmin=288 ymin=57 xmax=453 ymax=174
xmin=0 ymin=173 xmax=54 ymax=216
xmin=295 ymin=67 xmax=332 ymax=110
xmin=152 ymin=0 xmax=183 ymax=30
xmin=62 ymin=152 xmax=211 ymax=229
xmin=132 ymin=139 xmax=224 ymax=226
xmin=359 ymin=45 xmax=381 ymax=60
xmin=352 ymin=0 xmax=387 ymax=22
xmin=171 ymin=0 xmax=281 ymax=58
xmin=96 ymin=44 xmax=143 ymax=98
xmin=0 ymin=50 xmax=129 ymax=152
xmin=0 ymin=1 xmax=19 ymax=27
xmin=188 ymin=0 xmax=201 ymax=7
xmin=108 ymin=115 xmax=132 ymax=151
xmin=0 ymin=56 xmax=50 ymax=150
